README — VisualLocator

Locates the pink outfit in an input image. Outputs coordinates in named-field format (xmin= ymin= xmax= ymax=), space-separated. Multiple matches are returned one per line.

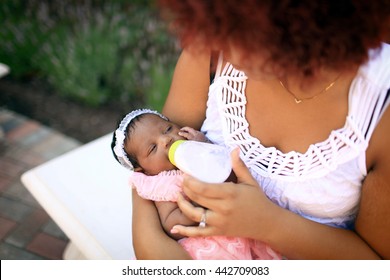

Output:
xmin=130 ymin=170 xmax=281 ymax=260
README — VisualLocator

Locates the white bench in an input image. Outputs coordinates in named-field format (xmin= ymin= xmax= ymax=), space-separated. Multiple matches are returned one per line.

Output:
xmin=21 ymin=134 xmax=135 ymax=259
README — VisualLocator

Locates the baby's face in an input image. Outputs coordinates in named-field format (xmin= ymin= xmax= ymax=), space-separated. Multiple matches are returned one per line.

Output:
xmin=125 ymin=114 xmax=185 ymax=175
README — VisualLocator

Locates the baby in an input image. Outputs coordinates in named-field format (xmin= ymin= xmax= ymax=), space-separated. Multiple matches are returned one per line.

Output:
xmin=111 ymin=108 xmax=281 ymax=260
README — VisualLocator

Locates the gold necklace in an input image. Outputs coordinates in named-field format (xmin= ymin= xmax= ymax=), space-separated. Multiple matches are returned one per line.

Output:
xmin=279 ymin=74 xmax=341 ymax=104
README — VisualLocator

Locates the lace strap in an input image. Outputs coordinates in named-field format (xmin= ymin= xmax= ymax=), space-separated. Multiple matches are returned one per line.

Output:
xmin=364 ymin=88 xmax=390 ymax=140
xmin=214 ymin=52 xmax=224 ymax=79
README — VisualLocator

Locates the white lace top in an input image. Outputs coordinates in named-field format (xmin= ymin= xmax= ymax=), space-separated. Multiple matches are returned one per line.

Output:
xmin=201 ymin=43 xmax=390 ymax=229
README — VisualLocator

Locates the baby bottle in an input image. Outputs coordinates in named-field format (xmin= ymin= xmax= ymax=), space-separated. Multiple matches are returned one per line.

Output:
xmin=168 ymin=140 xmax=232 ymax=183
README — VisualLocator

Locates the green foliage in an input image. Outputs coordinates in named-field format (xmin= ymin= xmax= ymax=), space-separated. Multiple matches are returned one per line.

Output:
xmin=0 ymin=0 xmax=179 ymax=109
xmin=0 ymin=1 xmax=50 ymax=77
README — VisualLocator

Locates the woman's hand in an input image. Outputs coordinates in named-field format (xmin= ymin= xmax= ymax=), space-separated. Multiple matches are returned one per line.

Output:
xmin=171 ymin=148 xmax=278 ymax=240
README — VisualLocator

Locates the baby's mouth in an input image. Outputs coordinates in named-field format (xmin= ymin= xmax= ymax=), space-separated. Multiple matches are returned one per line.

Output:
xmin=167 ymin=137 xmax=174 ymax=149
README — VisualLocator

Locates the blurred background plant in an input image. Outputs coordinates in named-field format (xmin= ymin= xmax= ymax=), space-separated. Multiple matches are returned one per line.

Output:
xmin=0 ymin=0 xmax=179 ymax=110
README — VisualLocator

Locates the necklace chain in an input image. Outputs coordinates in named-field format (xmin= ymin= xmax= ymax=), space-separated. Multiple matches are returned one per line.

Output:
xmin=279 ymin=75 xmax=341 ymax=104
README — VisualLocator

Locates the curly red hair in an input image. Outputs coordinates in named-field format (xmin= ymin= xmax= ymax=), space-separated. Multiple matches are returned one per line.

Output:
xmin=158 ymin=0 xmax=390 ymax=75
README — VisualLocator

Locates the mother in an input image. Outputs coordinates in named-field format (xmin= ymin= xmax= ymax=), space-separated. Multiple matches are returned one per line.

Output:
xmin=132 ymin=0 xmax=390 ymax=259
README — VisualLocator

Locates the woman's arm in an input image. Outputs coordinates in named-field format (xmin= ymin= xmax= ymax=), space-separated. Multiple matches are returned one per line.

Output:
xmin=173 ymin=149 xmax=385 ymax=259
xmin=132 ymin=47 xmax=212 ymax=259
xmin=355 ymin=107 xmax=390 ymax=259
xmin=162 ymin=47 xmax=211 ymax=128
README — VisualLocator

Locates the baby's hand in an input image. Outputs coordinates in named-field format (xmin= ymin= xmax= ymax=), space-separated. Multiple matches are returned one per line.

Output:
xmin=179 ymin=127 xmax=209 ymax=142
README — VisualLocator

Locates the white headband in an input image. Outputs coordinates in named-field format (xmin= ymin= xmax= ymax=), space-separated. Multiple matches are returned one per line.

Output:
xmin=113 ymin=108 xmax=168 ymax=170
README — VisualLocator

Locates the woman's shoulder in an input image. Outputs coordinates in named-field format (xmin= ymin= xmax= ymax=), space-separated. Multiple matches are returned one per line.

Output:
xmin=346 ymin=44 xmax=390 ymax=160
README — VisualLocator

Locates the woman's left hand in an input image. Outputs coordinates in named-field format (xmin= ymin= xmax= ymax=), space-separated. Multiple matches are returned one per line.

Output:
xmin=171 ymin=148 xmax=279 ymax=240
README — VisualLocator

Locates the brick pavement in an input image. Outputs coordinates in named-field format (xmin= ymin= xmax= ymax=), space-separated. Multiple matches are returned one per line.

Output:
xmin=0 ymin=108 xmax=81 ymax=259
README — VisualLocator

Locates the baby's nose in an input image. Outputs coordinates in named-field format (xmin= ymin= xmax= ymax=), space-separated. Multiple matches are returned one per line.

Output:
xmin=160 ymin=135 xmax=172 ymax=148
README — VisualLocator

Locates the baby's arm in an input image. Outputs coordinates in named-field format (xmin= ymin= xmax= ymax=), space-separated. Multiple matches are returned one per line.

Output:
xmin=155 ymin=200 xmax=197 ymax=240
xmin=179 ymin=127 xmax=210 ymax=142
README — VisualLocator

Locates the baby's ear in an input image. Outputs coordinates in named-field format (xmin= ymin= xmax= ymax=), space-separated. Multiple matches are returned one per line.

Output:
xmin=134 ymin=166 xmax=143 ymax=172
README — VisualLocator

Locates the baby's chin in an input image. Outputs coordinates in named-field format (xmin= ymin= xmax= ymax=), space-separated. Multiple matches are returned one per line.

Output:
xmin=146 ymin=166 xmax=178 ymax=176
